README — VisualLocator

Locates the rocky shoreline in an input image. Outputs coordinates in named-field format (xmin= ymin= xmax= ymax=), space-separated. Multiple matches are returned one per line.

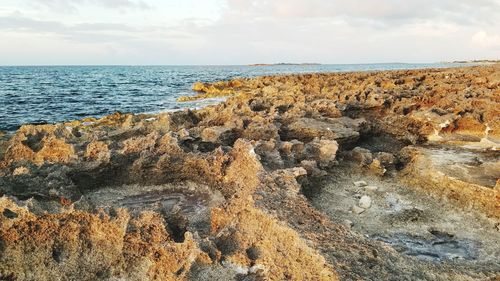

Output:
xmin=0 ymin=64 xmax=499 ymax=280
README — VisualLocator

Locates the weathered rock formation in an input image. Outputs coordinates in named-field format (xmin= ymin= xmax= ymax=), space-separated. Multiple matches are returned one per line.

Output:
xmin=0 ymin=64 xmax=498 ymax=280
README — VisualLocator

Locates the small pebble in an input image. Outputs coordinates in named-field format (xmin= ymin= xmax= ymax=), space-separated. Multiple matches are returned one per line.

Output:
xmin=48 ymin=188 xmax=59 ymax=197
xmin=354 ymin=180 xmax=367 ymax=187
xmin=359 ymin=195 xmax=372 ymax=209
xmin=351 ymin=205 xmax=365 ymax=214
xmin=365 ymin=185 xmax=378 ymax=191
xmin=343 ymin=219 xmax=354 ymax=228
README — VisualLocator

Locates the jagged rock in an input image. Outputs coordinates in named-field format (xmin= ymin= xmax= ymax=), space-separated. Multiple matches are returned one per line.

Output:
xmin=369 ymin=159 xmax=386 ymax=176
xmin=201 ymin=126 xmax=235 ymax=145
xmin=375 ymin=152 xmax=395 ymax=167
xmin=349 ymin=147 xmax=373 ymax=166
xmin=304 ymin=138 xmax=339 ymax=167
xmin=121 ymin=131 xmax=159 ymax=154
xmin=255 ymin=140 xmax=284 ymax=169
xmin=242 ymin=121 xmax=279 ymax=141
xmin=279 ymin=140 xmax=305 ymax=158
xmin=271 ymin=168 xmax=308 ymax=195
xmin=177 ymin=128 xmax=192 ymax=140
xmin=1 ymin=64 xmax=500 ymax=281
xmin=285 ymin=117 xmax=362 ymax=145
xmin=84 ymin=140 xmax=110 ymax=162
xmin=300 ymin=160 xmax=327 ymax=177
xmin=310 ymin=99 xmax=342 ymax=118
xmin=181 ymin=65 xmax=499 ymax=149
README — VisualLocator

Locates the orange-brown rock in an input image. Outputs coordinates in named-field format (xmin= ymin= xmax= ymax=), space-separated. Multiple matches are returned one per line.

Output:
xmin=84 ymin=140 xmax=111 ymax=162
xmin=0 ymin=64 xmax=499 ymax=280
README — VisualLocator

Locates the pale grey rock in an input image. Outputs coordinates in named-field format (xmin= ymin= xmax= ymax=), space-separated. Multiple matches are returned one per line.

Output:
xmin=354 ymin=180 xmax=368 ymax=187
xmin=359 ymin=195 xmax=372 ymax=209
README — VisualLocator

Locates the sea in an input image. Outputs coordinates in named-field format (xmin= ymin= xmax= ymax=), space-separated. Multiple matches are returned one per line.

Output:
xmin=0 ymin=63 xmax=471 ymax=132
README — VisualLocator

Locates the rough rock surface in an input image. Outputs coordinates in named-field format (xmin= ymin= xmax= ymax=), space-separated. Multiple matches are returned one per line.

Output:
xmin=0 ymin=64 xmax=499 ymax=280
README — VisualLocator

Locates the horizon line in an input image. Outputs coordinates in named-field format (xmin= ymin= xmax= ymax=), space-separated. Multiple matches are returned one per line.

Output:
xmin=0 ymin=61 xmax=476 ymax=67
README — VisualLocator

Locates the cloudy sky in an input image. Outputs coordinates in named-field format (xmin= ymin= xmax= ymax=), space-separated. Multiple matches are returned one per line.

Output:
xmin=0 ymin=0 xmax=499 ymax=65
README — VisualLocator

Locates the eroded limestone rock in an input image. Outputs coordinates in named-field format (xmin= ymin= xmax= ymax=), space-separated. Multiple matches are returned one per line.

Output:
xmin=1 ymin=64 xmax=499 ymax=280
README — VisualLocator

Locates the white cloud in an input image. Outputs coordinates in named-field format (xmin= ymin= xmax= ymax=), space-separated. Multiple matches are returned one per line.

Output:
xmin=0 ymin=0 xmax=499 ymax=64
xmin=405 ymin=21 xmax=460 ymax=37
xmin=224 ymin=0 xmax=500 ymax=26
xmin=23 ymin=0 xmax=151 ymax=11
xmin=472 ymin=31 xmax=500 ymax=49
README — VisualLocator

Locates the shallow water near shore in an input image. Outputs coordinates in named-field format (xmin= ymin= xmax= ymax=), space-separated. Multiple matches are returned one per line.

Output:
xmin=0 ymin=63 xmax=472 ymax=132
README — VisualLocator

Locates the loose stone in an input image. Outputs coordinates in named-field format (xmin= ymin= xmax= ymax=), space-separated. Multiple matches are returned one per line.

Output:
xmin=352 ymin=205 xmax=366 ymax=214
xmin=359 ymin=195 xmax=372 ymax=209
xmin=354 ymin=180 xmax=368 ymax=187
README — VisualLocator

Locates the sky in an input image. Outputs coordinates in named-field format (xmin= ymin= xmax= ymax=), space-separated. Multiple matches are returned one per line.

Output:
xmin=0 ymin=0 xmax=499 ymax=65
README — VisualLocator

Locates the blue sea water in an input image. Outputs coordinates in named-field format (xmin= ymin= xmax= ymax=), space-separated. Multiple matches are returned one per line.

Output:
xmin=0 ymin=63 xmax=470 ymax=132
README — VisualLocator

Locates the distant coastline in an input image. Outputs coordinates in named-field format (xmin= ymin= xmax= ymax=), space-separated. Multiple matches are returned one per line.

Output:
xmin=248 ymin=62 xmax=322 ymax=66
xmin=249 ymin=60 xmax=500 ymax=67
xmin=448 ymin=59 xmax=499 ymax=64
